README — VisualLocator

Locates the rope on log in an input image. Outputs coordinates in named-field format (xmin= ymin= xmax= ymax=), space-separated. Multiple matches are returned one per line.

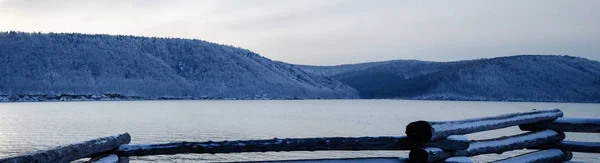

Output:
xmin=0 ymin=133 xmax=130 ymax=163
xmin=406 ymin=109 xmax=563 ymax=143
xmin=520 ymin=117 xmax=600 ymax=133
xmin=115 ymin=136 xmax=469 ymax=157
xmin=409 ymin=130 xmax=565 ymax=163
xmin=491 ymin=149 xmax=573 ymax=163
xmin=532 ymin=141 xmax=600 ymax=153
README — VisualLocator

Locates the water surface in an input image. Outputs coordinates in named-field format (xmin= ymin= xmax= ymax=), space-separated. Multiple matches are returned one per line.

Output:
xmin=0 ymin=100 xmax=598 ymax=162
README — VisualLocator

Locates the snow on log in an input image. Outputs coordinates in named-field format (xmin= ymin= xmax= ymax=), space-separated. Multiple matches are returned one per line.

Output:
xmin=89 ymin=154 xmax=119 ymax=163
xmin=491 ymin=149 xmax=572 ymax=163
xmin=520 ymin=117 xmax=600 ymax=133
xmin=532 ymin=141 xmax=600 ymax=153
xmin=455 ymin=130 xmax=564 ymax=156
xmin=406 ymin=109 xmax=563 ymax=143
xmin=88 ymin=154 xmax=129 ymax=163
xmin=115 ymin=136 xmax=468 ymax=157
xmin=409 ymin=130 xmax=564 ymax=163
xmin=0 ymin=133 xmax=130 ymax=163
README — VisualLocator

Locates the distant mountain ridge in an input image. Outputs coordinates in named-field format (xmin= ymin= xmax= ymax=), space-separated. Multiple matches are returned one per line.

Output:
xmin=299 ymin=55 xmax=600 ymax=103
xmin=0 ymin=32 xmax=358 ymax=102
xmin=2 ymin=32 xmax=598 ymax=103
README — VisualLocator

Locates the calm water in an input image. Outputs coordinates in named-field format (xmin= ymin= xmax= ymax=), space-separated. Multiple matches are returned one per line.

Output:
xmin=0 ymin=100 xmax=598 ymax=162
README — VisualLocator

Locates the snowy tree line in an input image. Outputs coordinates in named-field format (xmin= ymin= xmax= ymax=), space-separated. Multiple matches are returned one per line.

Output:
xmin=0 ymin=32 xmax=358 ymax=101
xmin=300 ymin=55 xmax=600 ymax=103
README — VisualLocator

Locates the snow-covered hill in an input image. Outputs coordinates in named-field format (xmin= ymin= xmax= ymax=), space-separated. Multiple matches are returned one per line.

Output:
xmin=300 ymin=55 xmax=600 ymax=103
xmin=0 ymin=32 xmax=358 ymax=102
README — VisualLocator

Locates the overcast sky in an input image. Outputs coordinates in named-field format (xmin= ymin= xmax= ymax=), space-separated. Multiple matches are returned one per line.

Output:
xmin=1 ymin=0 xmax=599 ymax=65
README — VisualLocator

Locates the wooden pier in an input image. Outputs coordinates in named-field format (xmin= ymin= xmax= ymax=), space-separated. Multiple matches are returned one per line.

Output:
xmin=1 ymin=108 xmax=598 ymax=163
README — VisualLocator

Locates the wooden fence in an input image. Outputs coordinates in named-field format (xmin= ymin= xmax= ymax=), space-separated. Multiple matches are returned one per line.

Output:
xmin=0 ymin=108 xmax=598 ymax=163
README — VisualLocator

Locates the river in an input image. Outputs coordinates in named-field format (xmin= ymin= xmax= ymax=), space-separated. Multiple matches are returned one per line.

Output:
xmin=0 ymin=100 xmax=598 ymax=162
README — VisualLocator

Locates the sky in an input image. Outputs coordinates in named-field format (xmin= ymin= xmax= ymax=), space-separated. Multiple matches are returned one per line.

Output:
xmin=0 ymin=0 xmax=599 ymax=65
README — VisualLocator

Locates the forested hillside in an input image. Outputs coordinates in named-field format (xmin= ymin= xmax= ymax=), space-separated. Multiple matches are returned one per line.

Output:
xmin=301 ymin=55 xmax=600 ymax=102
xmin=0 ymin=32 xmax=358 ymax=101
xmin=2 ymin=32 xmax=597 ymax=103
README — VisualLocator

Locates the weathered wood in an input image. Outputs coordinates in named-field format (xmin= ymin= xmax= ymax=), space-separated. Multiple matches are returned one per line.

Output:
xmin=115 ymin=136 xmax=468 ymax=157
xmin=231 ymin=157 xmax=410 ymax=163
xmin=409 ymin=148 xmax=453 ymax=163
xmin=532 ymin=141 xmax=600 ymax=153
xmin=117 ymin=157 xmax=129 ymax=163
xmin=406 ymin=109 xmax=563 ymax=142
xmin=0 ymin=133 xmax=130 ymax=163
xmin=456 ymin=130 xmax=565 ymax=156
xmin=424 ymin=135 xmax=469 ymax=151
xmin=409 ymin=130 xmax=565 ymax=163
xmin=520 ymin=117 xmax=600 ymax=133
xmin=491 ymin=149 xmax=572 ymax=163
xmin=437 ymin=157 xmax=473 ymax=163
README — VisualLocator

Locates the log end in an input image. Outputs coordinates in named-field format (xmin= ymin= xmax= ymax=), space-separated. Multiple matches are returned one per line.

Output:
xmin=121 ymin=133 xmax=132 ymax=144
xmin=562 ymin=150 xmax=573 ymax=161
xmin=406 ymin=121 xmax=433 ymax=143
xmin=408 ymin=148 xmax=429 ymax=163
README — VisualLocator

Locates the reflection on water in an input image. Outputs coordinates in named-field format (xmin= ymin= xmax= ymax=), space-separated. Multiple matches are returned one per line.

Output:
xmin=0 ymin=100 xmax=599 ymax=162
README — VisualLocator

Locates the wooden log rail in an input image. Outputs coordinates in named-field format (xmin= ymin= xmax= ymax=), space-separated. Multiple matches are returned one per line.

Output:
xmin=405 ymin=109 xmax=563 ymax=143
xmin=115 ymin=136 xmax=469 ymax=157
xmin=520 ymin=117 xmax=600 ymax=133
xmin=533 ymin=141 xmax=600 ymax=153
xmin=0 ymin=133 xmax=130 ymax=163
xmin=1 ymin=108 xmax=598 ymax=163
xmin=409 ymin=130 xmax=565 ymax=163
xmin=437 ymin=157 xmax=473 ymax=163
xmin=491 ymin=149 xmax=573 ymax=163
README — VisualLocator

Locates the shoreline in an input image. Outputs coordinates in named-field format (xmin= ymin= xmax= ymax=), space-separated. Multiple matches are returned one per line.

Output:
xmin=1 ymin=94 xmax=598 ymax=104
